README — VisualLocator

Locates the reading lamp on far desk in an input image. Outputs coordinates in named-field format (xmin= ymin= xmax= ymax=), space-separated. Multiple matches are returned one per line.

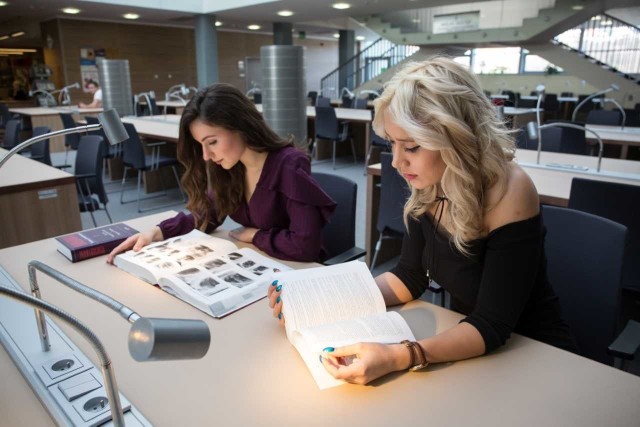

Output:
xmin=0 ymin=108 xmax=128 ymax=169
xmin=0 ymin=260 xmax=211 ymax=427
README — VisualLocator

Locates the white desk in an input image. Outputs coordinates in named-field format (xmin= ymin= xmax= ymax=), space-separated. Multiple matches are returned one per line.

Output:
xmin=121 ymin=115 xmax=180 ymax=142
xmin=586 ymin=125 xmax=640 ymax=159
xmin=2 ymin=211 xmax=640 ymax=426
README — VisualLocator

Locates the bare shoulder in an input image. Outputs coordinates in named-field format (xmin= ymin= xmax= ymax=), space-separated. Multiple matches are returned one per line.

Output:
xmin=485 ymin=162 xmax=540 ymax=233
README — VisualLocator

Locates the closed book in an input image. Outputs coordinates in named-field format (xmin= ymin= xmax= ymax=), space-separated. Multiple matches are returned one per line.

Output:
xmin=56 ymin=223 xmax=138 ymax=262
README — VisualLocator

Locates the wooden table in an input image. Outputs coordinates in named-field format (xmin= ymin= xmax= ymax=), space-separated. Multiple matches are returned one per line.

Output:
xmin=365 ymin=149 xmax=640 ymax=264
xmin=0 ymin=148 xmax=81 ymax=249
xmin=503 ymin=107 xmax=540 ymax=129
xmin=586 ymin=124 xmax=640 ymax=159
xmin=9 ymin=106 xmax=103 ymax=152
xmin=2 ymin=211 xmax=640 ymax=426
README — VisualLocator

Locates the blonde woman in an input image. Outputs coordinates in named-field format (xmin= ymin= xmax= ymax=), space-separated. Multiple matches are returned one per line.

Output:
xmin=269 ymin=57 xmax=576 ymax=384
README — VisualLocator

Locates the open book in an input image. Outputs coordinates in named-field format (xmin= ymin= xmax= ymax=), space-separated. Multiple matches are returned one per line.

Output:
xmin=275 ymin=261 xmax=416 ymax=389
xmin=115 ymin=229 xmax=290 ymax=318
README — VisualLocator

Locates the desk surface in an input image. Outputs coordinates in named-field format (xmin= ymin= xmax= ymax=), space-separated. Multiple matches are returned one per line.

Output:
xmin=9 ymin=106 xmax=103 ymax=116
xmin=586 ymin=124 xmax=640 ymax=143
xmin=2 ymin=211 xmax=640 ymax=426
xmin=256 ymin=104 xmax=372 ymax=122
xmin=0 ymin=148 xmax=75 ymax=194
xmin=121 ymin=115 xmax=180 ymax=142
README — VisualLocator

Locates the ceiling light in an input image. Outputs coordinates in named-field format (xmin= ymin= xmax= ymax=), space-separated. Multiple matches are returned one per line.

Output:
xmin=332 ymin=3 xmax=351 ymax=9
xmin=215 ymin=21 xmax=222 ymax=27
xmin=333 ymin=33 xmax=340 ymax=38
xmin=277 ymin=10 xmax=294 ymax=17
xmin=0 ymin=1 xmax=8 ymax=6
xmin=411 ymin=18 xmax=421 ymax=23
xmin=61 ymin=7 xmax=80 ymax=14
xmin=0 ymin=48 xmax=37 ymax=52
xmin=123 ymin=13 xmax=139 ymax=20
xmin=248 ymin=24 xmax=261 ymax=30
xmin=0 ymin=35 xmax=9 ymax=41
xmin=590 ymin=16 xmax=601 ymax=21
xmin=571 ymin=5 xmax=584 ymax=10
xmin=356 ymin=35 xmax=365 ymax=41
xmin=10 ymin=31 xmax=25 ymax=38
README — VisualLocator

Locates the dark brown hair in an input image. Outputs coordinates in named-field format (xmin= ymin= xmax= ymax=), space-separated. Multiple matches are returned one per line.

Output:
xmin=178 ymin=83 xmax=292 ymax=229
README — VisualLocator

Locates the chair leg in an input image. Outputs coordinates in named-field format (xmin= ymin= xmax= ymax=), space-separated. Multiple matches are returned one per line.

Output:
xmin=369 ymin=236 xmax=384 ymax=271
xmin=120 ymin=166 xmax=129 ymax=204
xmin=103 ymin=205 xmax=113 ymax=224
xmin=136 ymin=171 xmax=143 ymax=213
xmin=364 ymin=145 xmax=373 ymax=175
xmin=350 ymin=138 xmax=357 ymax=165
xmin=172 ymin=166 xmax=186 ymax=202
xmin=332 ymin=140 xmax=337 ymax=170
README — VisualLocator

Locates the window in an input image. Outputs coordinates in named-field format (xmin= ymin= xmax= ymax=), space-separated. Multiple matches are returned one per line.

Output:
xmin=472 ymin=47 xmax=520 ymax=74
xmin=522 ymin=51 xmax=563 ymax=73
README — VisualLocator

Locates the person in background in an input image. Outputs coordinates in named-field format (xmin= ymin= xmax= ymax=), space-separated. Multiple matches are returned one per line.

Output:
xmin=107 ymin=83 xmax=335 ymax=264
xmin=79 ymin=80 xmax=102 ymax=108
xmin=269 ymin=57 xmax=577 ymax=384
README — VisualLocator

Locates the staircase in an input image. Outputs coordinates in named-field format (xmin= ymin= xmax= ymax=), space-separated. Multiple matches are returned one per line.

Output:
xmin=320 ymin=38 xmax=419 ymax=99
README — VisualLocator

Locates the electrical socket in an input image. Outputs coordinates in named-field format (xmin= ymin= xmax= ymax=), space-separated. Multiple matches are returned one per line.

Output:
xmin=41 ymin=352 xmax=85 ymax=381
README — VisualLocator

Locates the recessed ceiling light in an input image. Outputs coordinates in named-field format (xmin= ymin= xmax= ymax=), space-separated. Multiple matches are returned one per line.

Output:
xmin=61 ymin=7 xmax=80 ymax=14
xmin=571 ymin=5 xmax=584 ymax=10
xmin=248 ymin=24 xmax=261 ymax=30
xmin=333 ymin=33 xmax=340 ymax=38
xmin=0 ymin=1 xmax=8 ymax=7
xmin=277 ymin=10 xmax=294 ymax=17
xmin=215 ymin=21 xmax=222 ymax=27
xmin=0 ymin=35 xmax=10 ymax=40
xmin=356 ymin=35 xmax=365 ymax=41
xmin=123 ymin=13 xmax=139 ymax=20
xmin=332 ymin=3 xmax=351 ymax=9
xmin=10 ymin=31 xmax=24 ymax=38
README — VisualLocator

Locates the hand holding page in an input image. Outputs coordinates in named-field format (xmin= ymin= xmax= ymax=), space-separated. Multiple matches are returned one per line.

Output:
xmin=115 ymin=230 xmax=290 ymax=317
xmin=274 ymin=261 xmax=415 ymax=389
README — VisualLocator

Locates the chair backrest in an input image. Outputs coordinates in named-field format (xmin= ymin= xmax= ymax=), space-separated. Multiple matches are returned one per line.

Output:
xmin=316 ymin=96 xmax=331 ymax=107
xmin=85 ymin=116 xmax=111 ymax=157
xmin=59 ymin=113 xmax=80 ymax=150
xmin=568 ymin=178 xmax=640 ymax=290
xmin=75 ymin=135 xmax=108 ymax=204
xmin=148 ymin=96 xmax=160 ymax=115
xmin=542 ymin=205 xmax=626 ymax=366
xmin=560 ymin=91 xmax=574 ymax=97
xmin=311 ymin=172 xmax=357 ymax=259
xmin=586 ymin=110 xmax=623 ymax=126
xmin=377 ymin=152 xmax=409 ymax=235
xmin=30 ymin=126 xmax=52 ymax=165
xmin=0 ymin=103 xmax=11 ymax=126
xmin=2 ymin=119 xmax=21 ymax=149
xmin=307 ymin=91 xmax=318 ymax=106
xmin=121 ymin=122 xmax=148 ymax=170
xmin=623 ymin=109 xmax=640 ymax=127
xmin=543 ymin=93 xmax=559 ymax=111
xmin=354 ymin=98 xmax=368 ymax=109
xmin=314 ymin=106 xmax=339 ymax=140
xmin=341 ymin=95 xmax=353 ymax=109
xmin=538 ymin=123 xmax=587 ymax=155
xmin=253 ymin=93 xmax=262 ymax=104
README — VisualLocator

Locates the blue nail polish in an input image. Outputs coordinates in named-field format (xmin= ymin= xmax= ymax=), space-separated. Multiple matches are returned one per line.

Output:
xmin=276 ymin=296 xmax=281 ymax=304
xmin=322 ymin=347 xmax=335 ymax=353
xmin=271 ymin=280 xmax=278 ymax=286
xmin=278 ymin=312 xmax=282 ymax=320
xmin=275 ymin=285 xmax=282 ymax=292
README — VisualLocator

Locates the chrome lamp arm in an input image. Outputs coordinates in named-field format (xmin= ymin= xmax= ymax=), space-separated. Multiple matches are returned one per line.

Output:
xmin=601 ymin=98 xmax=626 ymax=130
xmin=29 ymin=89 xmax=57 ymax=106
xmin=0 ymin=109 xmax=128 ymax=169
xmin=572 ymin=84 xmax=619 ymax=122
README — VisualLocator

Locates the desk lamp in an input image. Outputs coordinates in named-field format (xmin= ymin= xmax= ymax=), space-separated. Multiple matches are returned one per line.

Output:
xmin=572 ymin=83 xmax=619 ymax=122
xmin=52 ymin=82 xmax=80 ymax=106
xmin=133 ymin=91 xmax=157 ymax=116
xmin=0 ymin=109 xmax=128 ymax=169
xmin=0 ymin=261 xmax=210 ymax=427
xmin=28 ymin=88 xmax=57 ymax=107
xmin=357 ymin=89 xmax=380 ymax=100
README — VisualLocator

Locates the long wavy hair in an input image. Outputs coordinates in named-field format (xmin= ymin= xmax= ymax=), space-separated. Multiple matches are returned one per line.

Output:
xmin=372 ymin=57 xmax=515 ymax=255
xmin=178 ymin=83 xmax=292 ymax=229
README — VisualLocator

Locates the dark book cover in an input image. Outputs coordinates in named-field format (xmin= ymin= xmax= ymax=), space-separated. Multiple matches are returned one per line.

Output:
xmin=55 ymin=223 xmax=138 ymax=262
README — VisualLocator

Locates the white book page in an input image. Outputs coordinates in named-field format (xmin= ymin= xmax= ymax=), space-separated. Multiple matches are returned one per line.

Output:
xmin=276 ymin=261 xmax=387 ymax=339
xmin=292 ymin=312 xmax=415 ymax=389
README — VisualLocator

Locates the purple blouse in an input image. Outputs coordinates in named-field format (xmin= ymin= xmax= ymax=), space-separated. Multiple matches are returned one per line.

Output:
xmin=158 ymin=146 xmax=336 ymax=262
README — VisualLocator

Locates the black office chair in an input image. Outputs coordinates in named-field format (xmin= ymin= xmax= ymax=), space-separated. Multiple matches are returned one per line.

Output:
xmin=0 ymin=119 xmax=21 ymax=150
xmin=75 ymin=135 xmax=112 ymax=227
xmin=311 ymin=172 xmax=365 ymax=265
xmin=542 ymin=205 xmax=639 ymax=369
xmin=364 ymin=122 xmax=390 ymax=173
xmin=515 ymin=126 xmax=534 ymax=150
xmin=316 ymin=96 xmax=331 ymax=107
xmin=531 ymin=122 xmax=587 ymax=155
xmin=147 ymin=95 xmax=160 ymax=116
xmin=341 ymin=95 xmax=354 ymax=109
xmin=86 ymin=116 xmax=121 ymax=177
xmin=28 ymin=126 xmax=52 ymax=166
xmin=119 ymin=122 xmax=186 ymax=213
xmin=568 ymin=178 xmax=640 ymax=328
xmin=314 ymin=106 xmax=356 ymax=170
xmin=253 ymin=93 xmax=262 ymax=104
xmin=623 ymin=109 xmax=640 ymax=127
xmin=354 ymin=98 xmax=368 ymax=109
xmin=543 ymin=93 xmax=560 ymax=120
xmin=59 ymin=113 xmax=80 ymax=166
xmin=586 ymin=110 xmax=623 ymax=126
xmin=560 ymin=91 xmax=574 ymax=97
xmin=0 ymin=103 xmax=20 ymax=133
xmin=307 ymin=91 xmax=318 ymax=107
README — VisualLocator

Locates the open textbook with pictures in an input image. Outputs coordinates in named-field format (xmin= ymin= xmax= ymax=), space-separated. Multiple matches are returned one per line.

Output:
xmin=115 ymin=229 xmax=290 ymax=318
xmin=276 ymin=261 xmax=416 ymax=389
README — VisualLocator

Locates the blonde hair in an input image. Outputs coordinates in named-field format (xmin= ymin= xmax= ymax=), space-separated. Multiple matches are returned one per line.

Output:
xmin=372 ymin=56 xmax=515 ymax=255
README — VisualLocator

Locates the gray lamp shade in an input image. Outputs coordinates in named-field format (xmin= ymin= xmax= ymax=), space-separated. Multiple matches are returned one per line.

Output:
xmin=98 ymin=109 xmax=129 ymax=145
xmin=128 ymin=317 xmax=211 ymax=362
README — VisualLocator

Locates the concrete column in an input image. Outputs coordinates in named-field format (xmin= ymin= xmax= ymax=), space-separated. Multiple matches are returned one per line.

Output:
xmin=338 ymin=29 xmax=355 ymax=92
xmin=273 ymin=22 xmax=293 ymax=45
xmin=194 ymin=14 xmax=219 ymax=88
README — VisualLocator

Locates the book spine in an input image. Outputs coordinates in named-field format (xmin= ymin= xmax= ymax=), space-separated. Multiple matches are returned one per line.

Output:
xmin=70 ymin=239 xmax=126 ymax=263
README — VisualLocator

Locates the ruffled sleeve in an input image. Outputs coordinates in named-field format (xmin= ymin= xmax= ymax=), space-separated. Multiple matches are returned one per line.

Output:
xmin=158 ymin=191 xmax=224 ymax=239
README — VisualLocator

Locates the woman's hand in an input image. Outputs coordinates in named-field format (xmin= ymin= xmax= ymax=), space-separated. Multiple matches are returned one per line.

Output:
xmin=267 ymin=279 xmax=285 ymax=326
xmin=228 ymin=227 xmax=259 ymax=243
xmin=106 ymin=226 xmax=163 ymax=264
xmin=319 ymin=342 xmax=410 ymax=385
